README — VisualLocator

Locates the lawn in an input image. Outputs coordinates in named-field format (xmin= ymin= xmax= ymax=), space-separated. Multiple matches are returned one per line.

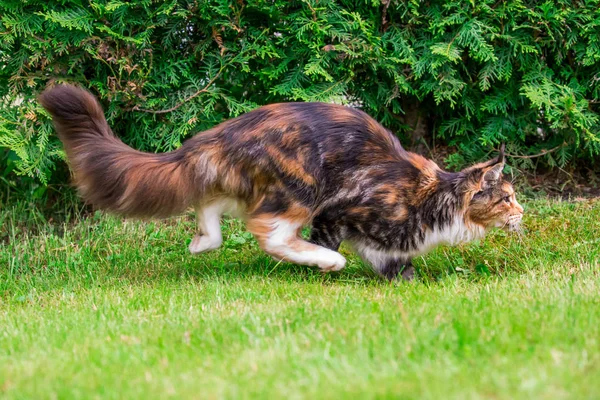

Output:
xmin=1 ymin=197 xmax=599 ymax=399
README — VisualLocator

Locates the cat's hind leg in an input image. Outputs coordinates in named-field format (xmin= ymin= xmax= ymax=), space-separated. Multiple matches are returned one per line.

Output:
xmin=189 ymin=201 xmax=227 ymax=254
xmin=247 ymin=213 xmax=346 ymax=272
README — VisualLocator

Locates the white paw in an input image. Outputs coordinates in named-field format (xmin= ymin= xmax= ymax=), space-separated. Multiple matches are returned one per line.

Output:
xmin=189 ymin=235 xmax=221 ymax=254
xmin=317 ymin=250 xmax=347 ymax=272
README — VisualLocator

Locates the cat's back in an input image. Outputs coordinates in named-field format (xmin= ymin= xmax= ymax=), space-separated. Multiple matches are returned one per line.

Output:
xmin=182 ymin=102 xmax=408 ymax=202
xmin=207 ymin=102 xmax=406 ymax=164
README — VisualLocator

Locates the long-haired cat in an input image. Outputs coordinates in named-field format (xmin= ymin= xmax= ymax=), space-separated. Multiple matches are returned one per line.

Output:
xmin=39 ymin=84 xmax=523 ymax=280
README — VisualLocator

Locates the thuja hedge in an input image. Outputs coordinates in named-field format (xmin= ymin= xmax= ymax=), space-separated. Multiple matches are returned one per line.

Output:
xmin=1 ymin=0 xmax=600 ymax=186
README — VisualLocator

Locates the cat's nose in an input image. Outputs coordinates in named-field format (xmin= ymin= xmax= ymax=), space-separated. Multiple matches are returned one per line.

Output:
xmin=515 ymin=203 xmax=524 ymax=214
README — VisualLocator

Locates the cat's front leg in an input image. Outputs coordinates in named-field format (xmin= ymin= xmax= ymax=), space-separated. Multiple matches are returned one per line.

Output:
xmin=309 ymin=215 xmax=344 ymax=251
xmin=379 ymin=258 xmax=415 ymax=281
xmin=354 ymin=243 xmax=415 ymax=281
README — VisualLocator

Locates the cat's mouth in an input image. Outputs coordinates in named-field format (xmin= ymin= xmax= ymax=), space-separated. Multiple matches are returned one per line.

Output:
xmin=493 ymin=214 xmax=523 ymax=232
xmin=503 ymin=214 xmax=523 ymax=232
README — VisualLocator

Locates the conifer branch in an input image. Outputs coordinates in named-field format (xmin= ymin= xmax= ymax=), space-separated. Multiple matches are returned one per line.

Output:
xmin=132 ymin=67 xmax=224 ymax=114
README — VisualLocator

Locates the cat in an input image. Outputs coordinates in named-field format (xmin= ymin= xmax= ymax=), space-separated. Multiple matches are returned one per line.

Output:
xmin=39 ymin=84 xmax=524 ymax=280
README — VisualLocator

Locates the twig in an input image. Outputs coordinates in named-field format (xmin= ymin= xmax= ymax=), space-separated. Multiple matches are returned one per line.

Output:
xmin=305 ymin=1 xmax=318 ymax=21
xmin=132 ymin=67 xmax=224 ymax=114
xmin=497 ymin=143 xmax=564 ymax=159
xmin=381 ymin=0 xmax=391 ymax=32
xmin=32 ymin=34 xmax=50 ymax=43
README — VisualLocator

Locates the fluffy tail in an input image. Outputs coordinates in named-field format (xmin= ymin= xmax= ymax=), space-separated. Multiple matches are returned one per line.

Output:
xmin=39 ymin=84 xmax=196 ymax=218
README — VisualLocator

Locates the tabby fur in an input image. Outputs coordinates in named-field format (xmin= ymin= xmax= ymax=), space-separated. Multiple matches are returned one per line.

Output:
xmin=39 ymin=84 xmax=524 ymax=280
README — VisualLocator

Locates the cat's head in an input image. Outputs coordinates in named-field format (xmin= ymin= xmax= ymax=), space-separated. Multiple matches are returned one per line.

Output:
xmin=460 ymin=145 xmax=524 ymax=232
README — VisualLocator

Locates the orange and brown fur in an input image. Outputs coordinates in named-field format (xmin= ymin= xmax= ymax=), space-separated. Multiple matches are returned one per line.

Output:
xmin=39 ymin=84 xmax=524 ymax=280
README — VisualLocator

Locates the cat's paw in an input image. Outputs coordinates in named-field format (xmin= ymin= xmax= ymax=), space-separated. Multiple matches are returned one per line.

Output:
xmin=317 ymin=250 xmax=346 ymax=272
xmin=400 ymin=265 xmax=416 ymax=281
xmin=189 ymin=235 xmax=221 ymax=254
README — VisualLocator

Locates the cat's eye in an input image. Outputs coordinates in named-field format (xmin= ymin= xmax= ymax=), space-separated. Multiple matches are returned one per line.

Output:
xmin=503 ymin=196 xmax=511 ymax=203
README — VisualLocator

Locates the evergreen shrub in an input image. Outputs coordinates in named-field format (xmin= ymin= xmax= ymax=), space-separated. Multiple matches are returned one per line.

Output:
xmin=1 ymin=0 xmax=599 ymax=186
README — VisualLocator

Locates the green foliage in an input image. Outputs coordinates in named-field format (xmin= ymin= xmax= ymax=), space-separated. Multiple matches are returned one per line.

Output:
xmin=1 ymin=0 xmax=600 ymax=184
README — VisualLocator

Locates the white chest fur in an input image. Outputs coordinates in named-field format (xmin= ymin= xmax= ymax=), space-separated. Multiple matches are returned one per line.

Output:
xmin=352 ymin=217 xmax=486 ymax=271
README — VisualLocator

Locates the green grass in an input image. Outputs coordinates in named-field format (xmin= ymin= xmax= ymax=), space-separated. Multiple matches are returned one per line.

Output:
xmin=1 ymin=198 xmax=600 ymax=399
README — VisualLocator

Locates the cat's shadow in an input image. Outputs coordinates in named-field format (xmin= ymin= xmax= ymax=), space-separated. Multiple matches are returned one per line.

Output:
xmin=140 ymin=248 xmax=378 ymax=284
xmin=155 ymin=250 xmax=432 ymax=287
xmin=169 ymin=247 xmax=492 ymax=286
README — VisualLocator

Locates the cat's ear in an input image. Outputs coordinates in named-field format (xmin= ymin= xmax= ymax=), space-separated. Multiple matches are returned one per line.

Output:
xmin=479 ymin=144 xmax=505 ymax=189
xmin=481 ymin=163 xmax=504 ymax=186
xmin=463 ymin=145 xmax=506 ymax=192
xmin=495 ymin=143 xmax=505 ymax=165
